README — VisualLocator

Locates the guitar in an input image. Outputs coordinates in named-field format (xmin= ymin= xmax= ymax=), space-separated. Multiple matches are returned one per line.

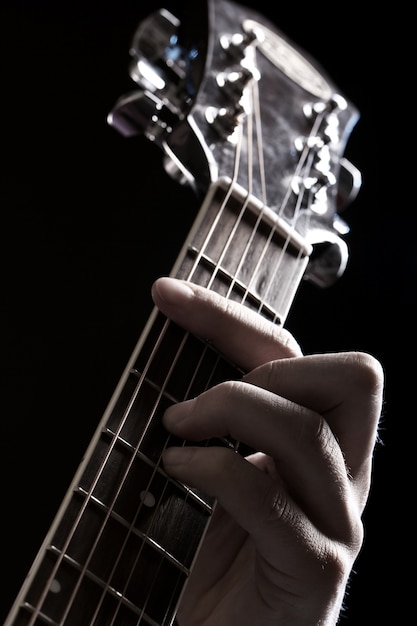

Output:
xmin=4 ymin=1 xmax=361 ymax=624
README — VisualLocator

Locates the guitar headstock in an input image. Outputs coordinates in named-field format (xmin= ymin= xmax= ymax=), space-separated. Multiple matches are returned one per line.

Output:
xmin=108 ymin=0 xmax=361 ymax=286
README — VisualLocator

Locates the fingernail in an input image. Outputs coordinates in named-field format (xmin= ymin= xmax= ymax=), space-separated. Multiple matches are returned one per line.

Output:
xmin=152 ymin=277 xmax=194 ymax=305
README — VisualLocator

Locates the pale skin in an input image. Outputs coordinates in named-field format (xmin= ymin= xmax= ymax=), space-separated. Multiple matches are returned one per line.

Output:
xmin=151 ymin=276 xmax=384 ymax=626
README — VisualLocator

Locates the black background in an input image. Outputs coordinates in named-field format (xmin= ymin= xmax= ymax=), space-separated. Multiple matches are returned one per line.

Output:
xmin=1 ymin=1 xmax=411 ymax=623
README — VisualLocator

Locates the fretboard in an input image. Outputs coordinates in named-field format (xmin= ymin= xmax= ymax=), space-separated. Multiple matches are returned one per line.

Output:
xmin=5 ymin=178 xmax=310 ymax=625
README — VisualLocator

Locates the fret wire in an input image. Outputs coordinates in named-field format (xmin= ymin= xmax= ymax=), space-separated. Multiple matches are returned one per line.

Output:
xmin=186 ymin=248 xmax=280 ymax=321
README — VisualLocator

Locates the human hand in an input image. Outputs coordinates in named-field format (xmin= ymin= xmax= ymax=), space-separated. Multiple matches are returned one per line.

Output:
xmin=151 ymin=277 xmax=384 ymax=626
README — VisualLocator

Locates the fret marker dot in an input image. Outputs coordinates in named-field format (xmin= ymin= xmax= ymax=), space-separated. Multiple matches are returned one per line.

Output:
xmin=140 ymin=490 xmax=155 ymax=507
xmin=50 ymin=579 xmax=61 ymax=594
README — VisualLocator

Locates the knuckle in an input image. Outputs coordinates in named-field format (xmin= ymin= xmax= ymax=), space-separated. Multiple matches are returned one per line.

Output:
xmin=273 ymin=326 xmax=303 ymax=357
xmin=260 ymin=481 xmax=296 ymax=527
xmin=313 ymin=415 xmax=340 ymax=462
xmin=212 ymin=379 xmax=245 ymax=404
xmin=323 ymin=513 xmax=364 ymax=577
xmin=341 ymin=351 xmax=384 ymax=395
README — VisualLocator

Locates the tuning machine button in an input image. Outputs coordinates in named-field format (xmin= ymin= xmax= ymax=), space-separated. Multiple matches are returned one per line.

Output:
xmin=107 ymin=90 xmax=177 ymax=142
xmin=337 ymin=157 xmax=362 ymax=210
xmin=205 ymin=104 xmax=246 ymax=140
xmin=108 ymin=8 xmax=201 ymax=145
xmin=216 ymin=66 xmax=260 ymax=98
xmin=219 ymin=30 xmax=258 ymax=60
xmin=304 ymin=237 xmax=349 ymax=287
xmin=128 ymin=9 xmax=184 ymax=96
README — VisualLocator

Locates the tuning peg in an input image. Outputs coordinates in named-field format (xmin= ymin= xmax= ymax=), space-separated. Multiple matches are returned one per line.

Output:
xmin=216 ymin=66 xmax=260 ymax=99
xmin=337 ymin=157 xmax=362 ymax=210
xmin=128 ymin=9 xmax=182 ymax=90
xmin=219 ymin=30 xmax=258 ymax=61
xmin=107 ymin=90 xmax=177 ymax=142
xmin=304 ymin=235 xmax=349 ymax=288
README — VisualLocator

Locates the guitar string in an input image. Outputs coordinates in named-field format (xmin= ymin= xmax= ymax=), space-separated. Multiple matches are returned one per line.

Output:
xmin=25 ymin=54 xmax=331 ymax=626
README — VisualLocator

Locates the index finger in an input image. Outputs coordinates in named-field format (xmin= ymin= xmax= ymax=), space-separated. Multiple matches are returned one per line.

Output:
xmin=151 ymin=277 xmax=302 ymax=371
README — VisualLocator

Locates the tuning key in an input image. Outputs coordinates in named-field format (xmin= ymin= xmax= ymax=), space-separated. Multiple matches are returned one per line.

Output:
xmin=205 ymin=103 xmax=246 ymax=140
xmin=337 ymin=157 xmax=362 ymax=210
xmin=107 ymin=90 xmax=177 ymax=142
xmin=216 ymin=66 xmax=260 ymax=98
xmin=219 ymin=30 xmax=258 ymax=60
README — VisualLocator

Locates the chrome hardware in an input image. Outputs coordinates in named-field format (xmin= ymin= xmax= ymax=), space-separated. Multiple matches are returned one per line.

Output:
xmin=304 ymin=237 xmax=349 ymax=287
xmin=205 ymin=104 xmax=246 ymax=140
xmin=219 ymin=30 xmax=258 ymax=60
xmin=206 ymin=34 xmax=260 ymax=140
xmin=216 ymin=66 xmax=260 ymax=98
xmin=303 ymin=94 xmax=348 ymax=119
xmin=337 ymin=157 xmax=362 ymax=209
xmin=291 ymin=93 xmax=362 ymax=224
xmin=107 ymin=90 xmax=177 ymax=141
xmin=107 ymin=9 xmax=197 ymax=145
xmin=107 ymin=2 xmax=361 ymax=292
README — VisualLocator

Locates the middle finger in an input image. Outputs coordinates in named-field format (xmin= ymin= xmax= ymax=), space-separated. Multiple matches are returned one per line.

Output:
xmin=163 ymin=380 xmax=355 ymax=541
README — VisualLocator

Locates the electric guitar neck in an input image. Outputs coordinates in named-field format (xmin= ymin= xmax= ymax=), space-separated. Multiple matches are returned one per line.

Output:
xmin=4 ymin=1 xmax=361 ymax=624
